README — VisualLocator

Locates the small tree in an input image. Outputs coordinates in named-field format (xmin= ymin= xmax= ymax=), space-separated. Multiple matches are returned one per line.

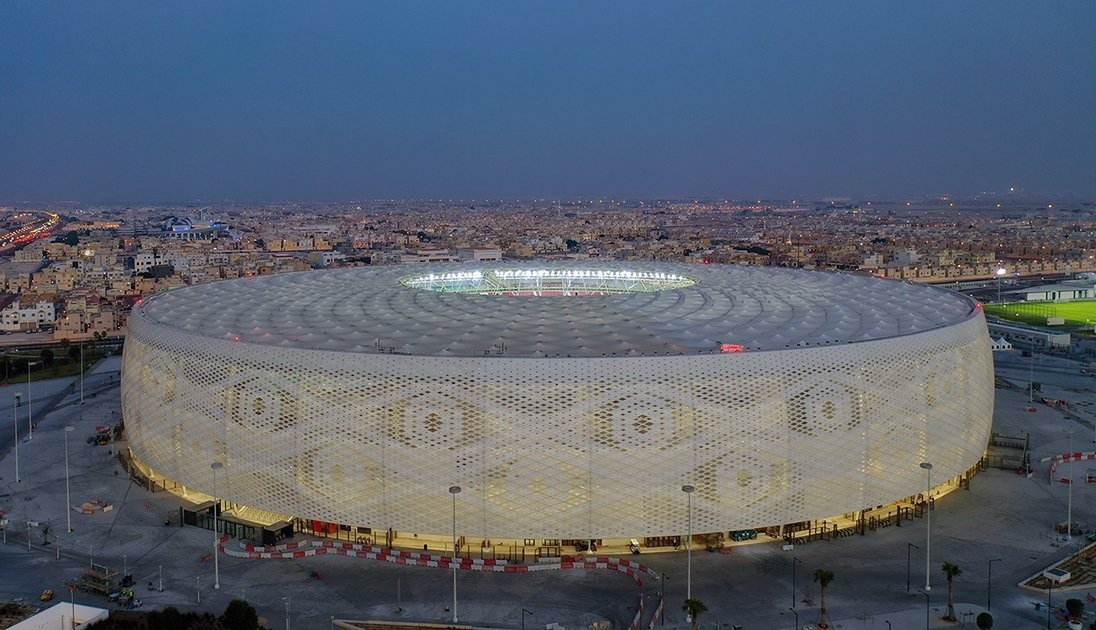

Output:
xmin=942 ymin=562 xmax=962 ymax=620
xmin=814 ymin=568 xmax=834 ymax=628
xmin=682 ymin=598 xmax=708 ymax=630
xmin=222 ymin=598 xmax=260 ymax=630
xmin=976 ymin=612 xmax=993 ymax=629
xmin=1066 ymin=597 xmax=1085 ymax=620
xmin=147 ymin=606 xmax=188 ymax=630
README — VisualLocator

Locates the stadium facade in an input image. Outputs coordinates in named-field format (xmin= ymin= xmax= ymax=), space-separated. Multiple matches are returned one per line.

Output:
xmin=121 ymin=262 xmax=994 ymax=542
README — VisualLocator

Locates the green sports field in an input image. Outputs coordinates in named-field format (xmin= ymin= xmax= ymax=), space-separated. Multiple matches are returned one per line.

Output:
xmin=984 ymin=300 xmax=1096 ymax=327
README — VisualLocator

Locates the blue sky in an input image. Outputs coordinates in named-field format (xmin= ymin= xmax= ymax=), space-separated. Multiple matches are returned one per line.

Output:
xmin=1 ymin=1 xmax=1093 ymax=201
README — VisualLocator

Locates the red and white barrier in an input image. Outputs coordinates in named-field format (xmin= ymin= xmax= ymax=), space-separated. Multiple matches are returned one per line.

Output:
xmin=223 ymin=539 xmax=659 ymax=584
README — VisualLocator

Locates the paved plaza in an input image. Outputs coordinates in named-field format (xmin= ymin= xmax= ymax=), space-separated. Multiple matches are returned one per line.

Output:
xmin=2 ymin=351 xmax=1096 ymax=628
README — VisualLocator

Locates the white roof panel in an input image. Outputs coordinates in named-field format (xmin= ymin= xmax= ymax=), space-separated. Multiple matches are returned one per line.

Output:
xmin=136 ymin=262 xmax=979 ymax=358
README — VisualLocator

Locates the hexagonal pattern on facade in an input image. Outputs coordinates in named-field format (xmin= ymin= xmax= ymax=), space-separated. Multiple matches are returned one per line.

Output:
xmin=121 ymin=262 xmax=994 ymax=539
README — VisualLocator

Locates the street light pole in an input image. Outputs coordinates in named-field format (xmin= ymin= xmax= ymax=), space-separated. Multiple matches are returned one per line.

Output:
xmin=996 ymin=266 xmax=1006 ymax=302
xmin=449 ymin=485 xmax=461 ymax=624
xmin=659 ymin=573 xmax=668 ymax=625
xmin=906 ymin=542 xmax=919 ymax=592
xmin=920 ymin=462 xmax=933 ymax=592
xmin=64 ymin=426 xmax=74 ymax=532
xmin=791 ymin=555 xmax=801 ymax=607
xmin=1065 ymin=429 xmax=1074 ymax=542
xmin=921 ymin=591 xmax=930 ymax=630
xmin=987 ymin=558 xmax=1002 ymax=611
xmin=211 ymin=461 xmax=223 ymax=589
xmin=26 ymin=362 xmax=32 ymax=438
xmin=79 ymin=344 xmax=84 ymax=405
xmin=1030 ymin=350 xmax=1035 ymax=403
xmin=1048 ymin=581 xmax=1053 ymax=630
xmin=788 ymin=607 xmax=798 ymax=629
xmin=682 ymin=484 xmax=695 ymax=601
xmin=12 ymin=393 xmax=19 ymax=482
xmin=521 ymin=608 xmax=533 ymax=630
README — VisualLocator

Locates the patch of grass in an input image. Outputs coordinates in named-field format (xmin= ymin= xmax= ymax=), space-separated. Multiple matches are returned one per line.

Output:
xmin=984 ymin=300 xmax=1096 ymax=327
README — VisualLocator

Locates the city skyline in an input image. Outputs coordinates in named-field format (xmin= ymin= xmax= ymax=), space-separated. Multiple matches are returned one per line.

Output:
xmin=2 ymin=1 xmax=1094 ymax=202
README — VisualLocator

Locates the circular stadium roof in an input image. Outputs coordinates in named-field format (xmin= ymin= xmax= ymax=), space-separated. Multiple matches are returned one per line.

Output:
xmin=136 ymin=262 xmax=979 ymax=358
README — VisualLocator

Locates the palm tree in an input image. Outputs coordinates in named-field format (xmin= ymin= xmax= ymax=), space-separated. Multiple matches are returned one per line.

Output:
xmin=813 ymin=568 xmax=834 ymax=628
xmin=941 ymin=561 xmax=962 ymax=620
xmin=682 ymin=598 xmax=708 ymax=630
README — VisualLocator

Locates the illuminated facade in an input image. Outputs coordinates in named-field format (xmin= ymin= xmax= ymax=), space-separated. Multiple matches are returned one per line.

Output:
xmin=122 ymin=263 xmax=994 ymax=540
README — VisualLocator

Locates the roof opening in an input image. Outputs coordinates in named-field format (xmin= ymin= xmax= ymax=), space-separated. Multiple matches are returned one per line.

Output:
xmin=402 ymin=268 xmax=697 ymax=295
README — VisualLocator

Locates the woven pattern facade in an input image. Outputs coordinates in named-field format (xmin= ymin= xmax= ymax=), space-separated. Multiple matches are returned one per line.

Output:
xmin=122 ymin=310 xmax=993 ymax=539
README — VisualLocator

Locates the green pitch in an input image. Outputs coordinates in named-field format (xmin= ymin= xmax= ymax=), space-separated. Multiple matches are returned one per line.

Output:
xmin=984 ymin=300 xmax=1096 ymax=327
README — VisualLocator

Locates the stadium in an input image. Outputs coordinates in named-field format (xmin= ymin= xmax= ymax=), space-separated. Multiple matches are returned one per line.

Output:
xmin=121 ymin=262 xmax=994 ymax=546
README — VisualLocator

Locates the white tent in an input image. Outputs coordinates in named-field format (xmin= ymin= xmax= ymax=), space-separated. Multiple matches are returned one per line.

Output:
xmin=990 ymin=337 xmax=1013 ymax=351
xmin=10 ymin=602 xmax=109 ymax=630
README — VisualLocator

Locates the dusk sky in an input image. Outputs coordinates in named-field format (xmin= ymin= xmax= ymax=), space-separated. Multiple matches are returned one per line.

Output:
xmin=1 ymin=2 xmax=1093 ymax=202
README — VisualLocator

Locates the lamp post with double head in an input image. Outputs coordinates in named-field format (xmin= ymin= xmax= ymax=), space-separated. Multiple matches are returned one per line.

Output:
xmin=920 ymin=462 xmax=933 ymax=592
xmin=211 ymin=461 xmax=223 ymax=589
xmin=449 ymin=485 xmax=461 ymax=624
xmin=682 ymin=484 xmax=695 ymax=601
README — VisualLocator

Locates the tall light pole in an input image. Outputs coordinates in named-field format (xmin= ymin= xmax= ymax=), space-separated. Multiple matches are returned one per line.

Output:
xmin=920 ymin=462 xmax=933 ymax=592
xmin=987 ymin=558 xmax=1002 ymax=611
xmin=26 ymin=361 xmax=32 ymax=438
xmin=1047 ymin=580 xmax=1054 ymax=630
xmin=211 ymin=461 xmax=223 ymax=589
xmin=65 ymin=426 xmax=74 ymax=532
xmin=682 ymin=484 xmax=695 ymax=601
xmin=11 ymin=393 xmax=19 ymax=483
xmin=1065 ymin=429 xmax=1074 ymax=542
xmin=283 ymin=595 xmax=290 ymax=630
xmin=449 ymin=485 xmax=461 ymax=624
xmin=996 ymin=266 xmax=1006 ymax=302
xmin=1030 ymin=350 xmax=1036 ymax=403
xmin=790 ymin=554 xmax=801 ymax=607
xmin=906 ymin=542 xmax=919 ymax=592
xmin=79 ymin=344 xmax=84 ymax=405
